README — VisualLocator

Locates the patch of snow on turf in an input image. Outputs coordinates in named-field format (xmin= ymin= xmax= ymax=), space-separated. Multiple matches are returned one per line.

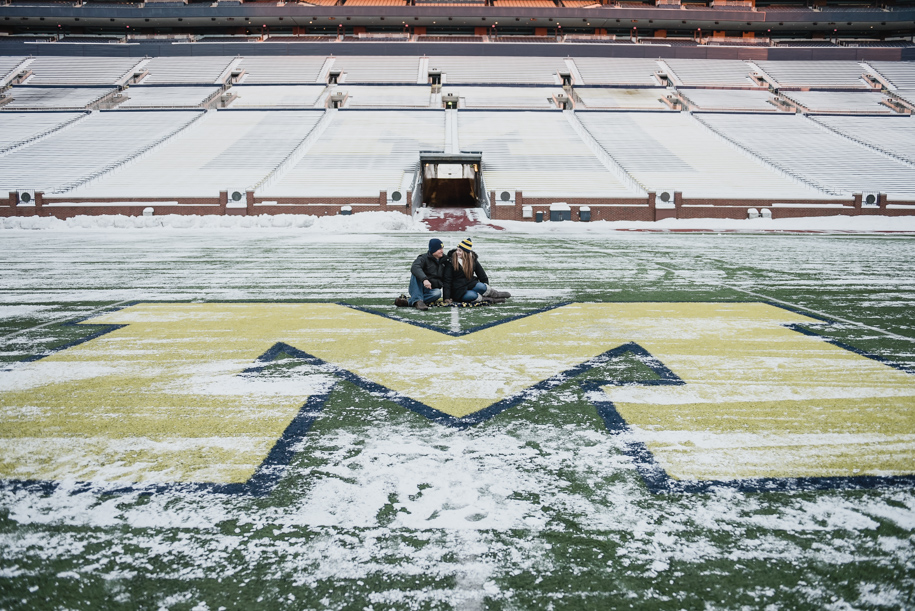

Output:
xmin=1 ymin=212 xmax=427 ymax=233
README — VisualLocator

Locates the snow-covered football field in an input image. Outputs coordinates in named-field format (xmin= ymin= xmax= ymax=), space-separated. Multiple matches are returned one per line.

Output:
xmin=1 ymin=212 xmax=914 ymax=610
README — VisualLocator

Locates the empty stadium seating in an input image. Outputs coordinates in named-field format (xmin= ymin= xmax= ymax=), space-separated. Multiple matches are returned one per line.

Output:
xmin=2 ymin=53 xmax=915 ymax=219
xmin=260 ymin=110 xmax=445 ymax=197
xmin=69 ymin=110 xmax=325 ymax=197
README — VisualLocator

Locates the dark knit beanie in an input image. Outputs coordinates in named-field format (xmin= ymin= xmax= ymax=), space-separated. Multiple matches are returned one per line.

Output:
xmin=428 ymin=238 xmax=444 ymax=253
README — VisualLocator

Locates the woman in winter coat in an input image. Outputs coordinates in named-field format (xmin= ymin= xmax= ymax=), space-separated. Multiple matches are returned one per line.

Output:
xmin=442 ymin=238 xmax=511 ymax=304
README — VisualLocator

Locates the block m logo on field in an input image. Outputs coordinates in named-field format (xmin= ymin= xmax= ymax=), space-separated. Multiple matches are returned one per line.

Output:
xmin=1 ymin=302 xmax=913 ymax=495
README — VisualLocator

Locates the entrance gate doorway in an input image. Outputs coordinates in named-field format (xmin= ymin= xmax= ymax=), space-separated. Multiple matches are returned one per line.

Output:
xmin=419 ymin=152 xmax=485 ymax=210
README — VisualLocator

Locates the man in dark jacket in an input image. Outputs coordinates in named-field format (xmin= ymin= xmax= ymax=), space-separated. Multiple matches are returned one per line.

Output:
xmin=406 ymin=238 xmax=446 ymax=311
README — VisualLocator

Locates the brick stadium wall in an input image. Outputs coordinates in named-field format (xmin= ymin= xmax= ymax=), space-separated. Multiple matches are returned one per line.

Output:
xmin=1 ymin=192 xmax=412 ymax=220
xmin=486 ymin=192 xmax=915 ymax=222
xmin=5 ymin=191 xmax=915 ymax=221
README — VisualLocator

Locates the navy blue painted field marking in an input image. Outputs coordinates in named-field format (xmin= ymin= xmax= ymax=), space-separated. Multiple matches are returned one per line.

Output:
xmin=1 ymin=299 xmax=913 ymax=497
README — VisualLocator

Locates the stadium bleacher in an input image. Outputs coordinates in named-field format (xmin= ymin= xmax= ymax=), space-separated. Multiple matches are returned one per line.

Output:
xmin=677 ymin=89 xmax=776 ymax=112
xmin=116 ymin=86 xmax=223 ymax=109
xmin=751 ymin=60 xmax=871 ymax=89
xmin=0 ymin=86 xmax=116 ymax=110
xmin=780 ymin=90 xmax=892 ymax=114
xmin=2 ymin=53 xmax=915 ymax=219
xmin=0 ymin=110 xmax=203 ymax=195
xmin=69 ymin=110 xmax=325 ymax=198
xmin=330 ymin=55 xmax=423 ymax=83
xmin=20 ymin=56 xmax=143 ymax=86
xmin=337 ymin=85 xmax=434 ymax=108
xmin=695 ymin=113 xmax=915 ymax=199
xmin=139 ymin=56 xmax=239 ymax=85
xmin=577 ymin=111 xmax=830 ymax=200
xmin=575 ymin=87 xmax=670 ymax=110
xmin=227 ymin=85 xmax=327 ymax=108
xmin=458 ymin=110 xmax=641 ymax=198
xmin=810 ymin=115 xmax=915 ymax=166
xmin=0 ymin=111 xmax=87 ymax=155
xmin=661 ymin=59 xmax=759 ymax=88
xmin=867 ymin=61 xmax=915 ymax=90
xmin=431 ymin=56 xmax=569 ymax=85
xmin=573 ymin=58 xmax=661 ymax=86
xmin=260 ymin=109 xmax=445 ymax=197
xmin=236 ymin=56 xmax=329 ymax=84
xmin=448 ymin=86 xmax=560 ymax=109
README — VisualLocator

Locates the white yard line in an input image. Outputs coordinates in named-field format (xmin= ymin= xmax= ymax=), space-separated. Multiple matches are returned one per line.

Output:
xmin=0 ymin=299 xmax=133 ymax=342
xmin=579 ymin=243 xmax=915 ymax=343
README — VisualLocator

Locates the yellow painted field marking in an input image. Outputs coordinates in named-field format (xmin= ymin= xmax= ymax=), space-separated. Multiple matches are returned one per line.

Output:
xmin=0 ymin=302 xmax=912 ymax=487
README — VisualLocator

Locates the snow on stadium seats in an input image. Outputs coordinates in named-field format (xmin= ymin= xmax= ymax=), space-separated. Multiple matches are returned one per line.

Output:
xmin=0 ymin=110 xmax=202 ymax=195
xmin=751 ymin=60 xmax=871 ymax=89
xmin=445 ymin=86 xmax=560 ymax=109
xmin=575 ymin=88 xmax=670 ymax=110
xmin=810 ymin=115 xmax=915 ymax=166
xmin=141 ymin=56 xmax=239 ymax=85
xmin=780 ymin=90 xmax=892 ymax=114
xmin=695 ymin=113 xmax=915 ymax=199
xmin=429 ymin=56 xmax=568 ymax=84
xmin=68 ymin=110 xmax=326 ymax=198
xmin=227 ymin=85 xmax=327 ymax=108
xmin=865 ymin=61 xmax=915 ymax=90
xmin=571 ymin=57 xmax=661 ymax=86
xmin=330 ymin=55 xmax=423 ymax=83
xmin=660 ymin=59 xmax=758 ymax=87
xmin=20 ymin=56 xmax=143 ymax=86
xmin=116 ymin=86 xmax=223 ymax=109
xmin=259 ymin=110 xmax=445 ymax=197
xmin=0 ymin=57 xmax=29 ymax=87
xmin=236 ymin=56 xmax=329 ymax=84
xmin=0 ymin=111 xmax=87 ymax=155
xmin=678 ymin=89 xmax=776 ymax=111
xmin=1 ymin=87 xmax=117 ymax=110
xmin=577 ymin=111 xmax=828 ymax=200
xmin=458 ymin=110 xmax=641 ymax=197
xmin=338 ymin=85 xmax=433 ymax=108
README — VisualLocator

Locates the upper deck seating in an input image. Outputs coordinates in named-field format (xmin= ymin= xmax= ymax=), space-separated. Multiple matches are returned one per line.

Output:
xmin=866 ymin=61 xmax=915 ymax=90
xmin=662 ymin=59 xmax=757 ymax=87
xmin=330 ymin=56 xmax=422 ymax=83
xmin=237 ymin=56 xmax=329 ymax=84
xmin=447 ymin=86 xmax=560 ymax=109
xmin=227 ymin=85 xmax=327 ymax=108
xmin=752 ymin=60 xmax=869 ymax=88
xmin=141 ymin=56 xmax=237 ymax=85
xmin=678 ymin=89 xmax=776 ymax=111
xmin=430 ymin=56 xmax=569 ymax=85
xmin=572 ymin=58 xmax=661 ymax=85
xmin=22 ymin=57 xmax=143 ymax=86
xmin=781 ymin=90 xmax=891 ymax=113
xmin=575 ymin=87 xmax=670 ymax=110
xmin=117 ymin=86 xmax=222 ymax=109
xmin=338 ymin=85 xmax=433 ymax=108
xmin=1 ymin=86 xmax=115 ymax=109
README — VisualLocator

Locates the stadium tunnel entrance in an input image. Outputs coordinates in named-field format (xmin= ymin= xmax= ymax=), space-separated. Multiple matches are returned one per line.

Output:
xmin=419 ymin=152 xmax=485 ymax=209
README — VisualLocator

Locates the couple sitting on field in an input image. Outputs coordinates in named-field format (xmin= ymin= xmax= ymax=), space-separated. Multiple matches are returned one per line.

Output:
xmin=396 ymin=237 xmax=511 ymax=311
